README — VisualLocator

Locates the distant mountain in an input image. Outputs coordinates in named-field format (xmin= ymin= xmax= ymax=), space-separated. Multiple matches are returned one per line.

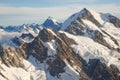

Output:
xmin=4 ymin=23 xmax=42 ymax=34
xmin=42 ymin=16 xmax=62 ymax=30
xmin=10 ymin=33 xmax=34 ymax=46
xmin=0 ymin=23 xmax=42 ymax=46
xmin=0 ymin=8 xmax=120 ymax=80
xmin=0 ymin=26 xmax=4 ymax=30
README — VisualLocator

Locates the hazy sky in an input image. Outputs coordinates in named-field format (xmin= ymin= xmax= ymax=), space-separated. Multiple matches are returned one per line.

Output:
xmin=0 ymin=0 xmax=120 ymax=26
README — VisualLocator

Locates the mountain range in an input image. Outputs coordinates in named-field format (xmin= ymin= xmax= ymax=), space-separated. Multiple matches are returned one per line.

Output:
xmin=0 ymin=8 xmax=120 ymax=80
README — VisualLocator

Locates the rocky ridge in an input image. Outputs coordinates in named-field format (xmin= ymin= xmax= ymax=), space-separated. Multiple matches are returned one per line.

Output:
xmin=0 ymin=8 xmax=120 ymax=80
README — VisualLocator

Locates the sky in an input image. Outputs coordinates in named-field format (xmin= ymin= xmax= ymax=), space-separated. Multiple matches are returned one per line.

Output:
xmin=0 ymin=0 xmax=120 ymax=27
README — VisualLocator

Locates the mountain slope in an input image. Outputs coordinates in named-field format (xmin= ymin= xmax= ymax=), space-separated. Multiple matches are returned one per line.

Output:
xmin=61 ymin=8 xmax=120 ymax=50
xmin=0 ymin=8 xmax=120 ymax=80
xmin=0 ymin=28 xmax=120 ymax=80
xmin=4 ymin=24 xmax=41 ymax=33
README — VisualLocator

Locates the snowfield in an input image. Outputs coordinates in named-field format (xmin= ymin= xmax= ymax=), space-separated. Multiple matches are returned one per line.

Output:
xmin=60 ymin=31 xmax=120 ymax=70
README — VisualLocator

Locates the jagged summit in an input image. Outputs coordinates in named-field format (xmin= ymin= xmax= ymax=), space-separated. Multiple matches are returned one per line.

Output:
xmin=80 ymin=8 xmax=90 ymax=13
xmin=42 ymin=16 xmax=61 ymax=30
xmin=61 ymin=8 xmax=120 ymax=54
xmin=61 ymin=8 xmax=92 ymax=30
xmin=47 ymin=16 xmax=58 ymax=24
xmin=61 ymin=8 xmax=120 ymax=31
xmin=81 ymin=8 xmax=120 ymax=28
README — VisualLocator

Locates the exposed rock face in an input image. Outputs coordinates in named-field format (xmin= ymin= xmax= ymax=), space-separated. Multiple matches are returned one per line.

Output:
xmin=65 ymin=8 xmax=102 ymax=35
xmin=0 ymin=46 xmax=26 ymax=68
xmin=91 ymin=63 xmax=120 ymax=80
xmin=66 ymin=20 xmax=85 ymax=35
xmin=38 ymin=29 xmax=56 ymax=42
xmin=26 ymin=29 xmax=56 ymax=63
xmin=108 ymin=15 xmax=120 ymax=28
xmin=55 ymin=37 xmax=89 ymax=79
xmin=80 ymin=8 xmax=102 ymax=28
xmin=56 ymin=32 xmax=76 ymax=45
xmin=26 ymin=37 xmax=48 ymax=63
xmin=85 ymin=59 xmax=120 ymax=80
xmin=11 ymin=37 xmax=24 ymax=46
xmin=0 ymin=28 xmax=120 ymax=80
xmin=93 ymin=30 xmax=114 ymax=50
xmin=47 ymin=55 xmax=66 ymax=76
xmin=20 ymin=33 xmax=34 ymax=40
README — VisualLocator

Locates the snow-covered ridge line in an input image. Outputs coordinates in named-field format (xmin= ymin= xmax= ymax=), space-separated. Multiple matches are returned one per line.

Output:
xmin=61 ymin=8 xmax=87 ymax=30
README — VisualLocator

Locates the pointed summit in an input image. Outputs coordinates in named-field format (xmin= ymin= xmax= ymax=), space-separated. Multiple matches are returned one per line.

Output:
xmin=61 ymin=8 xmax=91 ymax=30
xmin=81 ymin=8 xmax=89 ymax=13
xmin=61 ymin=8 xmax=102 ymax=30
xmin=42 ymin=16 xmax=61 ymax=30
xmin=47 ymin=16 xmax=58 ymax=24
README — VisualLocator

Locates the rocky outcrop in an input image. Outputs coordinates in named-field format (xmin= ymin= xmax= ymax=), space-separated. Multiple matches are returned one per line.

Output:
xmin=93 ymin=30 xmax=114 ymax=49
xmin=55 ymin=35 xmax=89 ymax=79
xmin=26 ymin=29 xmax=57 ymax=63
xmin=80 ymin=8 xmax=102 ymax=28
xmin=38 ymin=29 xmax=56 ymax=42
xmin=47 ymin=55 xmax=66 ymax=76
xmin=26 ymin=37 xmax=48 ymax=63
xmin=90 ymin=63 xmax=120 ymax=80
xmin=66 ymin=20 xmax=85 ymax=35
xmin=11 ymin=37 xmax=24 ymax=46
xmin=84 ymin=59 xmax=120 ymax=80
xmin=108 ymin=15 xmax=120 ymax=28
xmin=56 ymin=32 xmax=76 ymax=45
xmin=20 ymin=33 xmax=34 ymax=40
xmin=0 ymin=45 xmax=26 ymax=68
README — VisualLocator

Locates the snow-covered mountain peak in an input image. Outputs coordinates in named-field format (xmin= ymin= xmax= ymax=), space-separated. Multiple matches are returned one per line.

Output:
xmin=0 ymin=8 xmax=120 ymax=80
xmin=61 ymin=8 xmax=120 ymax=31
xmin=42 ymin=16 xmax=61 ymax=30
xmin=80 ymin=8 xmax=89 ymax=13
xmin=61 ymin=8 xmax=93 ymax=30
xmin=61 ymin=8 xmax=120 ymax=53
xmin=47 ymin=16 xmax=58 ymax=24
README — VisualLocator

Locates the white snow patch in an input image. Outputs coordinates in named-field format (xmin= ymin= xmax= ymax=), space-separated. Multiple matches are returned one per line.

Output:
xmin=47 ymin=28 xmax=57 ymax=36
xmin=104 ymin=37 xmax=118 ymax=48
xmin=82 ymin=19 xmax=118 ymax=49
xmin=60 ymin=60 xmax=81 ymax=80
xmin=44 ymin=40 xmax=57 ymax=56
xmin=101 ymin=22 xmax=120 ymax=45
xmin=1 ymin=64 xmax=30 ymax=80
xmin=0 ymin=56 xmax=47 ymax=80
xmin=59 ymin=31 xmax=120 ymax=70
xmin=88 ymin=9 xmax=104 ymax=24
xmin=82 ymin=19 xmax=101 ymax=31
xmin=27 ymin=56 xmax=58 ymax=80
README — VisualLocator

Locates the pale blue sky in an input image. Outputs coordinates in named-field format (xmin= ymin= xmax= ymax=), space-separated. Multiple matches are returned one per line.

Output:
xmin=0 ymin=0 xmax=119 ymax=26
